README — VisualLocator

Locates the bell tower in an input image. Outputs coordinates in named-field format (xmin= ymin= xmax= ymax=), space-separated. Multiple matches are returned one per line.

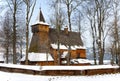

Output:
xmin=29 ymin=9 xmax=49 ymax=53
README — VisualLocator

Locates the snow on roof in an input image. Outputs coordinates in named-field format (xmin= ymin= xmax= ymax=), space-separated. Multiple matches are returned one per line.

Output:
xmin=75 ymin=45 xmax=86 ymax=49
xmin=61 ymin=51 xmax=68 ymax=58
xmin=21 ymin=52 xmax=54 ymax=62
xmin=32 ymin=21 xmax=49 ymax=26
xmin=70 ymin=46 xmax=76 ymax=50
xmin=71 ymin=59 xmax=90 ymax=64
xmin=51 ymin=44 xmax=68 ymax=50
xmin=51 ymin=44 xmax=86 ymax=50
xmin=31 ymin=9 xmax=49 ymax=26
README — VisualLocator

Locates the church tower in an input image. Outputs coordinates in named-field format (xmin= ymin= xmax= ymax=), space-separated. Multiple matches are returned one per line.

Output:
xmin=29 ymin=9 xmax=50 ymax=53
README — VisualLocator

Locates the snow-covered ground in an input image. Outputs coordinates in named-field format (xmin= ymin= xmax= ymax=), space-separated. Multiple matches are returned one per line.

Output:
xmin=0 ymin=71 xmax=120 ymax=81
xmin=0 ymin=63 xmax=119 ymax=81
xmin=89 ymin=60 xmax=112 ymax=65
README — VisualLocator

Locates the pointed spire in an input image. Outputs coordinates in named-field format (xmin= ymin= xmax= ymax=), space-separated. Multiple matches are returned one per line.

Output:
xmin=32 ymin=7 xmax=49 ymax=26
xmin=39 ymin=8 xmax=45 ymax=22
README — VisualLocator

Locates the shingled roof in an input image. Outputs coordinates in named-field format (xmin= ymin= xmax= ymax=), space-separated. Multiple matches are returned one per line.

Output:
xmin=49 ymin=28 xmax=83 ymax=46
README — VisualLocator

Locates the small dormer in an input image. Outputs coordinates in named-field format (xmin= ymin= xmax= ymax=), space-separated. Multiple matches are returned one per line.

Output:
xmin=31 ymin=9 xmax=49 ymax=33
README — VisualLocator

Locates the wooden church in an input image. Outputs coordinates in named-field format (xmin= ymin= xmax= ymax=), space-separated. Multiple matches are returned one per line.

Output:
xmin=21 ymin=9 xmax=90 ymax=66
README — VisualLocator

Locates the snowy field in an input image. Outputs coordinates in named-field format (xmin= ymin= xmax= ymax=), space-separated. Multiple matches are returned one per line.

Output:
xmin=0 ymin=71 xmax=120 ymax=81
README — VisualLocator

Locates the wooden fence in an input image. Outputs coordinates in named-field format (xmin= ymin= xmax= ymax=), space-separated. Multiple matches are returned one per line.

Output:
xmin=0 ymin=64 xmax=119 ymax=75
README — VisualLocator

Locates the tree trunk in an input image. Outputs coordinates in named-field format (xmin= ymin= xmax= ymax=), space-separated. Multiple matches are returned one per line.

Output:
xmin=57 ymin=0 xmax=61 ymax=65
xmin=6 ymin=31 xmax=9 ymax=64
xmin=91 ymin=18 xmax=97 ymax=65
xmin=95 ymin=0 xmax=104 ymax=65
xmin=98 ymin=36 xmax=103 ymax=65
xmin=13 ymin=0 xmax=17 ymax=64
xmin=93 ymin=37 xmax=97 ymax=65
xmin=67 ymin=1 xmax=71 ymax=65
xmin=57 ymin=38 xmax=60 ymax=65
xmin=25 ymin=8 xmax=29 ymax=64
xmin=6 ymin=46 xmax=9 ymax=63
xmin=20 ymin=40 xmax=23 ymax=58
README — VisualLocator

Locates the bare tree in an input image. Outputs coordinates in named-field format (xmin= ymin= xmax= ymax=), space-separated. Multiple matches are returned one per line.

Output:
xmin=49 ymin=0 xmax=66 ymax=65
xmin=85 ymin=1 xmax=97 ymax=64
xmin=62 ymin=0 xmax=83 ymax=65
xmin=17 ymin=18 xmax=26 ymax=59
xmin=75 ymin=10 xmax=83 ymax=37
xmin=109 ymin=0 xmax=120 ymax=65
xmin=18 ymin=30 xmax=25 ymax=58
xmin=49 ymin=0 xmax=65 ymax=29
xmin=92 ymin=0 xmax=111 ymax=64
xmin=23 ymin=0 xmax=36 ymax=65
xmin=84 ymin=0 xmax=112 ymax=65
xmin=6 ymin=0 xmax=23 ymax=64
xmin=0 ymin=11 xmax=12 ymax=63
xmin=62 ymin=0 xmax=83 ymax=31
